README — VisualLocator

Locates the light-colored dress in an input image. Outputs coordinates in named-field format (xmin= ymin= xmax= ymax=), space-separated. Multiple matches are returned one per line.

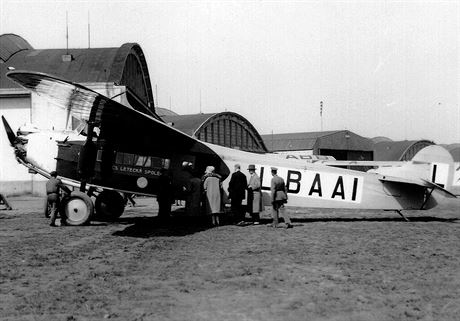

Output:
xmin=203 ymin=175 xmax=221 ymax=214
xmin=248 ymin=173 xmax=262 ymax=213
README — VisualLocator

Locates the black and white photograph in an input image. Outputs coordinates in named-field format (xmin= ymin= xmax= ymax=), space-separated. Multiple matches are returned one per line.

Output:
xmin=0 ymin=1 xmax=459 ymax=320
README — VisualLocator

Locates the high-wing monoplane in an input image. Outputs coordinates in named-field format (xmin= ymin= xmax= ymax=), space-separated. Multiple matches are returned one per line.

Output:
xmin=2 ymin=71 xmax=456 ymax=225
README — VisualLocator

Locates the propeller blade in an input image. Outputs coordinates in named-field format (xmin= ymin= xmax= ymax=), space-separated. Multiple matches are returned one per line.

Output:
xmin=1 ymin=115 xmax=17 ymax=146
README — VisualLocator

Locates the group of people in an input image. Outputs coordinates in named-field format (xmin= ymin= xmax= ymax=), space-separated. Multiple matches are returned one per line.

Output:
xmin=182 ymin=164 xmax=224 ymax=226
xmin=183 ymin=162 xmax=293 ymax=228
xmin=228 ymin=163 xmax=292 ymax=228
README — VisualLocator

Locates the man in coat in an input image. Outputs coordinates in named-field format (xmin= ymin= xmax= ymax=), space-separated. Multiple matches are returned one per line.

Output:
xmin=228 ymin=164 xmax=248 ymax=224
xmin=157 ymin=168 xmax=173 ymax=221
xmin=183 ymin=165 xmax=202 ymax=217
xmin=270 ymin=167 xmax=293 ymax=228
xmin=247 ymin=164 xmax=262 ymax=224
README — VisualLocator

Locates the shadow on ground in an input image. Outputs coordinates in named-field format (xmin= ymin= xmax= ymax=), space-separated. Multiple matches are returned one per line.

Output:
xmin=112 ymin=216 xmax=216 ymax=237
xmin=290 ymin=216 xmax=460 ymax=223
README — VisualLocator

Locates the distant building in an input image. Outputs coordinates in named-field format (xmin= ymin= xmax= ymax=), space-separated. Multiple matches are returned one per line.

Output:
xmin=0 ymin=33 xmax=156 ymax=194
xmin=440 ymin=143 xmax=460 ymax=162
xmin=261 ymin=130 xmax=374 ymax=161
xmin=155 ymin=107 xmax=179 ymax=117
xmin=161 ymin=112 xmax=267 ymax=153
xmin=372 ymin=139 xmax=434 ymax=161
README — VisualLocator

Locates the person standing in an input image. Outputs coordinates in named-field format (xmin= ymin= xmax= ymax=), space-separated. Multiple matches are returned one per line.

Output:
xmin=46 ymin=171 xmax=70 ymax=227
xmin=157 ymin=168 xmax=173 ymax=221
xmin=183 ymin=167 xmax=202 ymax=217
xmin=270 ymin=167 xmax=292 ymax=228
xmin=228 ymin=164 xmax=248 ymax=224
xmin=202 ymin=166 xmax=222 ymax=226
xmin=247 ymin=164 xmax=262 ymax=224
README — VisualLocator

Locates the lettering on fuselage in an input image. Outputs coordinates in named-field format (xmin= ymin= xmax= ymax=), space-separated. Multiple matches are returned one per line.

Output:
xmin=112 ymin=165 xmax=161 ymax=177
xmin=258 ymin=165 xmax=363 ymax=203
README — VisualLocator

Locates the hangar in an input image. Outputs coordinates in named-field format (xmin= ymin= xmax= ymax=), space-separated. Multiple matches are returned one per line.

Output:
xmin=372 ymin=139 xmax=435 ymax=161
xmin=440 ymin=143 xmax=460 ymax=162
xmin=161 ymin=112 xmax=267 ymax=153
xmin=261 ymin=130 xmax=374 ymax=160
xmin=0 ymin=33 xmax=155 ymax=194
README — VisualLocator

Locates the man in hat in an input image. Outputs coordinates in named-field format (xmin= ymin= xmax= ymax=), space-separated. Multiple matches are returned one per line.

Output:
xmin=247 ymin=164 xmax=261 ymax=224
xmin=270 ymin=167 xmax=292 ymax=228
xmin=46 ymin=171 xmax=70 ymax=226
xmin=228 ymin=164 xmax=248 ymax=224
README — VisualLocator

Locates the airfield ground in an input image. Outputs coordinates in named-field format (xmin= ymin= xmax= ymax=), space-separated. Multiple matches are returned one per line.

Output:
xmin=0 ymin=196 xmax=459 ymax=321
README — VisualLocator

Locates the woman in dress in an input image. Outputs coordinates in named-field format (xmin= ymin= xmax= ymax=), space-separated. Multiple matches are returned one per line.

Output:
xmin=202 ymin=166 xmax=222 ymax=226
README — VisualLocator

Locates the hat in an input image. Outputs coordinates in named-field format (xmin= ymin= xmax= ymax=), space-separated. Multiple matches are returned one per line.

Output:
xmin=247 ymin=164 xmax=256 ymax=171
xmin=271 ymin=167 xmax=278 ymax=171
xmin=205 ymin=166 xmax=215 ymax=174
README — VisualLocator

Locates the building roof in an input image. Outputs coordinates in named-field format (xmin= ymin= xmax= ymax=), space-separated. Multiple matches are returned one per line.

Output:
xmin=1 ymin=34 xmax=155 ymax=114
xmin=155 ymin=107 xmax=179 ymax=117
xmin=374 ymin=140 xmax=434 ymax=161
xmin=261 ymin=130 xmax=373 ymax=152
xmin=261 ymin=131 xmax=339 ymax=151
xmin=161 ymin=113 xmax=216 ymax=136
xmin=0 ymin=34 xmax=33 ymax=62
xmin=371 ymin=136 xmax=393 ymax=143
xmin=1 ymin=46 xmax=128 ymax=88
xmin=440 ymin=143 xmax=460 ymax=162
xmin=161 ymin=112 xmax=267 ymax=152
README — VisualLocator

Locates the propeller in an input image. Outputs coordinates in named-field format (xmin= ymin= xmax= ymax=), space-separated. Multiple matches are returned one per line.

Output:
xmin=1 ymin=115 xmax=17 ymax=147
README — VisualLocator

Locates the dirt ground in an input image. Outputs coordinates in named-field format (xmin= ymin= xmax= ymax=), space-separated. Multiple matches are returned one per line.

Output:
xmin=1 ymin=196 xmax=459 ymax=321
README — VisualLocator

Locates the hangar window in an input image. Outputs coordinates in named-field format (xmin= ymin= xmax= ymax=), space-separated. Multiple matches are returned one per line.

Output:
xmin=219 ymin=120 xmax=225 ymax=145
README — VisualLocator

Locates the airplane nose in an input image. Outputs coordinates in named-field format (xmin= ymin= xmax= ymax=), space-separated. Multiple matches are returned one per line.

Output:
xmin=1 ymin=115 xmax=17 ymax=146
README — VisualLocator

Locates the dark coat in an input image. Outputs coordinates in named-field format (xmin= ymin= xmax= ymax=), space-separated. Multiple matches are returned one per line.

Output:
xmin=228 ymin=170 xmax=247 ymax=200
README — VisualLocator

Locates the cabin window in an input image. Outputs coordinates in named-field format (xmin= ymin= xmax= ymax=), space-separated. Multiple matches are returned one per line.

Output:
xmin=125 ymin=154 xmax=135 ymax=165
xmin=96 ymin=150 xmax=103 ymax=162
xmin=144 ymin=157 xmax=151 ymax=168
xmin=114 ymin=152 xmax=170 ymax=169
xmin=135 ymin=156 xmax=146 ymax=167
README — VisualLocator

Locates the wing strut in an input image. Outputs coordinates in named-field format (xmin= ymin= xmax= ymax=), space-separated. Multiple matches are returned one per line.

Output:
xmin=420 ymin=187 xmax=435 ymax=210
xmin=395 ymin=210 xmax=410 ymax=221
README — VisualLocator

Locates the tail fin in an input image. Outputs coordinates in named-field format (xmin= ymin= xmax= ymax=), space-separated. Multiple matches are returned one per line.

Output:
xmin=412 ymin=145 xmax=455 ymax=194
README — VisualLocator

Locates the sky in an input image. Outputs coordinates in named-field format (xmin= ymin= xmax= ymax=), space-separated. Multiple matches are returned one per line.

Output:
xmin=1 ymin=0 xmax=459 ymax=144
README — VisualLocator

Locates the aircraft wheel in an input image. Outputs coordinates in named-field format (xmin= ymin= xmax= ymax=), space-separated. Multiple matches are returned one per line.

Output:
xmin=61 ymin=191 xmax=94 ymax=226
xmin=95 ymin=190 xmax=125 ymax=221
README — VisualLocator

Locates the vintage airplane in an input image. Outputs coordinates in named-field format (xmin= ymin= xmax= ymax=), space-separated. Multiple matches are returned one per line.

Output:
xmin=1 ymin=71 xmax=456 ymax=226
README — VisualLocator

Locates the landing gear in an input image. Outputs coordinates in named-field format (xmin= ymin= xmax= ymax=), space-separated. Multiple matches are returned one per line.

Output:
xmin=60 ymin=191 xmax=94 ymax=226
xmin=94 ymin=190 xmax=125 ymax=221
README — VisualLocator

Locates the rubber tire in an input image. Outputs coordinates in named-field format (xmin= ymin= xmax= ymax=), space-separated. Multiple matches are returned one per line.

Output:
xmin=61 ymin=191 xmax=94 ymax=226
xmin=94 ymin=190 xmax=125 ymax=221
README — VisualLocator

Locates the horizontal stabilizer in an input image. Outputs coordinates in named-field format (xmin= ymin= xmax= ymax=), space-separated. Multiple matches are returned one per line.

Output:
xmin=378 ymin=175 xmax=457 ymax=198
xmin=420 ymin=179 xmax=457 ymax=198
xmin=378 ymin=175 xmax=428 ymax=186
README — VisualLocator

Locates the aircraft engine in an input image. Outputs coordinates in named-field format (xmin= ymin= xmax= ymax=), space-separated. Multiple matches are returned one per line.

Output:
xmin=23 ymin=132 xmax=62 ymax=173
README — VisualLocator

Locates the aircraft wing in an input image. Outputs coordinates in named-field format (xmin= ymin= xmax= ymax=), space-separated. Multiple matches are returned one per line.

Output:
xmin=6 ymin=71 xmax=217 ymax=156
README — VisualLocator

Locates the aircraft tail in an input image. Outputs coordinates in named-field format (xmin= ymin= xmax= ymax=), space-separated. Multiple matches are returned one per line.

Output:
xmin=411 ymin=145 xmax=455 ymax=193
